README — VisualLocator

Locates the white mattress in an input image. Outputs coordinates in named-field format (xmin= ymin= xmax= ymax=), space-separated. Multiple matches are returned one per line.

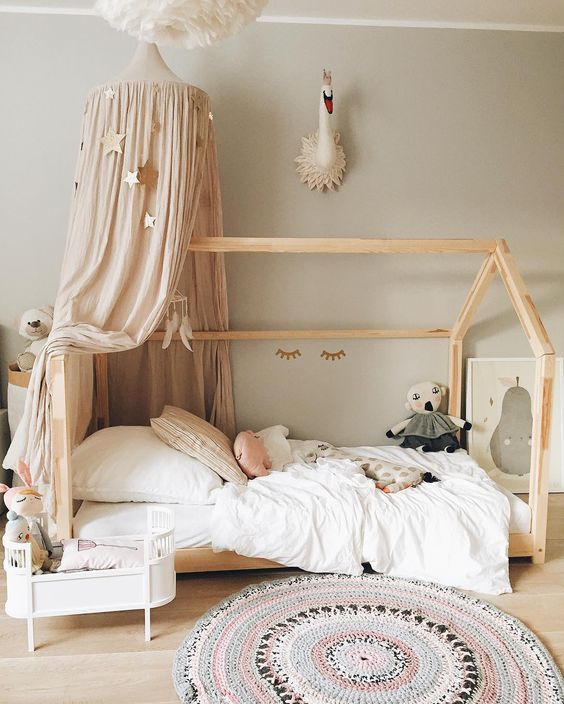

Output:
xmin=497 ymin=484 xmax=531 ymax=534
xmin=73 ymin=483 xmax=530 ymax=551
xmin=73 ymin=501 xmax=214 ymax=549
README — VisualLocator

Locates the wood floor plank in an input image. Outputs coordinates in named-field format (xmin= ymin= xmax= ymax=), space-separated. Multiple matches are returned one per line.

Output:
xmin=0 ymin=496 xmax=562 ymax=702
xmin=0 ymin=651 xmax=179 ymax=704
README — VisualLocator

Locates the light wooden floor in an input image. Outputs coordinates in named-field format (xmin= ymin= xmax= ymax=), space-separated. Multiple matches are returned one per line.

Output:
xmin=1 ymin=496 xmax=563 ymax=704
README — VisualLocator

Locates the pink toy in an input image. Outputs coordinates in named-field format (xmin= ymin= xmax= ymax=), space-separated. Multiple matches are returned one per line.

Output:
xmin=0 ymin=459 xmax=43 ymax=516
xmin=233 ymin=431 xmax=271 ymax=479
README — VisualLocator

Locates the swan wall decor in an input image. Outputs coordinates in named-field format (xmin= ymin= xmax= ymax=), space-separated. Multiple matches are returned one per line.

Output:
xmin=295 ymin=70 xmax=346 ymax=192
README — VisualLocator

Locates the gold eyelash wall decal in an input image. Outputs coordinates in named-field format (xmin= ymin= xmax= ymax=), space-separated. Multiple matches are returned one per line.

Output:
xmin=275 ymin=348 xmax=302 ymax=360
xmin=321 ymin=349 xmax=346 ymax=361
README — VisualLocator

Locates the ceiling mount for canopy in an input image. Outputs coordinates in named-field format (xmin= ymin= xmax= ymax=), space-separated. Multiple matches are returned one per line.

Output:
xmin=115 ymin=41 xmax=183 ymax=83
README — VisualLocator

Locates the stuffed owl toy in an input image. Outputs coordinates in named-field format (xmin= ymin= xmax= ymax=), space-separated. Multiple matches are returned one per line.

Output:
xmin=386 ymin=381 xmax=472 ymax=453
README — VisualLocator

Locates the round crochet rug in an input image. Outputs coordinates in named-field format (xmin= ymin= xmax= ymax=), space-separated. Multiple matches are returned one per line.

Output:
xmin=173 ymin=573 xmax=564 ymax=703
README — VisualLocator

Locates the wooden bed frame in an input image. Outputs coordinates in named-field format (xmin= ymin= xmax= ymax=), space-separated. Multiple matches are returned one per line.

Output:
xmin=50 ymin=237 xmax=555 ymax=570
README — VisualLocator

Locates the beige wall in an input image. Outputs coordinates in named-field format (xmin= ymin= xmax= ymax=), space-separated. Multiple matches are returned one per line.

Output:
xmin=0 ymin=16 xmax=563 ymax=444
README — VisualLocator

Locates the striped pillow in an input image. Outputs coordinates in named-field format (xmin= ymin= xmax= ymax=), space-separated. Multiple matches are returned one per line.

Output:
xmin=150 ymin=406 xmax=247 ymax=485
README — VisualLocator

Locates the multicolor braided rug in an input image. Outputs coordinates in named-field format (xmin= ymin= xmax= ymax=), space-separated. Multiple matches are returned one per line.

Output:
xmin=173 ymin=573 xmax=563 ymax=703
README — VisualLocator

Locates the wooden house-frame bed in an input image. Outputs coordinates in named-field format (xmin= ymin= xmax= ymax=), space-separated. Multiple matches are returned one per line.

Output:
xmin=50 ymin=237 xmax=555 ymax=573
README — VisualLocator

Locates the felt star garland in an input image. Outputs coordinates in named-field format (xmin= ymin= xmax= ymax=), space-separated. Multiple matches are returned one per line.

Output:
xmin=123 ymin=170 xmax=140 ymax=188
xmin=100 ymin=127 xmax=126 ymax=155
xmin=96 ymin=94 xmax=165 ymax=238
xmin=138 ymin=163 xmax=158 ymax=189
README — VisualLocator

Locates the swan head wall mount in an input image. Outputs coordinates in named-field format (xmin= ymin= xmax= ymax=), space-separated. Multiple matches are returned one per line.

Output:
xmin=295 ymin=69 xmax=347 ymax=192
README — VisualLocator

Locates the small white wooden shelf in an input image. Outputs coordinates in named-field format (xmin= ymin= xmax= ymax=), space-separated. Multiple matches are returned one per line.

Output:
xmin=3 ymin=507 xmax=175 ymax=652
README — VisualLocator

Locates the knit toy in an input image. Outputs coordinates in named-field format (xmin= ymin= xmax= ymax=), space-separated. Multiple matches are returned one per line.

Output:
xmin=16 ymin=305 xmax=54 ymax=371
xmin=386 ymin=381 xmax=472 ymax=453
xmin=312 ymin=443 xmax=438 ymax=493
xmin=0 ymin=459 xmax=53 ymax=555
xmin=234 ymin=431 xmax=272 ymax=478
xmin=4 ymin=511 xmax=50 ymax=573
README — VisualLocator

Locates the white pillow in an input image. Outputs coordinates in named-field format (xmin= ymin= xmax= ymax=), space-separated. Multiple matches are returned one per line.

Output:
xmin=72 ymin=426 xmax=222 ymax=504
xmin=256 ymin=425 xmax=293 ymax=470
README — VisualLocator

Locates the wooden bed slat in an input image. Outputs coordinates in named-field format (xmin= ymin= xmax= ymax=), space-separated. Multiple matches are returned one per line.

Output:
xmin=448 ymin=254 xmax=497 ymax=419
xmin=189 ymin=237 xmax=497 ymax=254
xmin=529 ymin=354 xmax=555 ymax=564
xmin=494 ymin=241 xmax=555 ymax=358
xmin=94 ymin=354 xmax=110 ymax=430
xmin=447 ymin=339 xmax=463 ymax=417
xmin=174 ymin=536 xmax=535 ymax=573
xmin=451 ymin=254 xmax=497 ymax=342
xmin=51 ymin=355 xmax=73 ymax=540
xmin=148 ymin=328 xmax=451 ymax=341
xmin=508 ymin=533 xmax=535 ymax=558
xmin=175 ymin=548 xmax=282 ymax=573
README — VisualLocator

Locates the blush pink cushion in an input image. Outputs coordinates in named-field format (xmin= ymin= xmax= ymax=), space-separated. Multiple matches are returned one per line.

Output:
xmin=233 ymin=431 xmax=272 ymax=478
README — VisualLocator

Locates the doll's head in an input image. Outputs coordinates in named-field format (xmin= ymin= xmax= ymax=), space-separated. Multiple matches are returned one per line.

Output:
xmin=233 ymin=431 xmax=271 ymax=478
xmin=0 ymin=459 xmax=44 ymax=517
xmin=1 ymin=487 xmax=43 ymax=517
xmin=406 ymin=381 xmax=446 ymax=414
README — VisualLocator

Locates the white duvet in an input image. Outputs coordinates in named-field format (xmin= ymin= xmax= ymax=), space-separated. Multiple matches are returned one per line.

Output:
xmin=211 ymin=443 xmax=511 ymax=595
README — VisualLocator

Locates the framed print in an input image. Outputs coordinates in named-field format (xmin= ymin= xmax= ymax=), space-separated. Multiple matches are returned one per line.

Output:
xmin=466 ymin=357 xmax=564 ymax=494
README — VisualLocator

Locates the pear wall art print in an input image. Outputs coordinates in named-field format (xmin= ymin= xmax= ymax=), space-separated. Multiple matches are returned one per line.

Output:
xmin=466 ymin=358 xmax=564 ymax=494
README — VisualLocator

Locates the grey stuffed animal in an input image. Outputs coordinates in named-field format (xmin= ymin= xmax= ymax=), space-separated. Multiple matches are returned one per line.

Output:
xmin=386 ymin=381 xmax=471 ymax=453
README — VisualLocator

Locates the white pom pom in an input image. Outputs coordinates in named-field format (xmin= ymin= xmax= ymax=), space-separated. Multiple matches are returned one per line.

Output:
xmin=95 ymin=0 xmax=267 ymax=49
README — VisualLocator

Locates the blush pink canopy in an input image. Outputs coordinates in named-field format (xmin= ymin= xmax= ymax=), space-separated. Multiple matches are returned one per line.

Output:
xmin=3 ymin=81 xmax=235 ymax=515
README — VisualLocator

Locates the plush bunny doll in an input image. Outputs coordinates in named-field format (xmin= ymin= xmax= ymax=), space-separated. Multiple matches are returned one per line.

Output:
xmin=386 ymin=381 xmax=472 ymax=453
xmin=17 ymin=305 xmax=54 ymax=371
xmin=233 ymin=431 xmax=272 ymax=478
xmin=0 ymin=459 xmax=53 ymax=555
xmin=4 ymin=511 xmax=50 ymax=573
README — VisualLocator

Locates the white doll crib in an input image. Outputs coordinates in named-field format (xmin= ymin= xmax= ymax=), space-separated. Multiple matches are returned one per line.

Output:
xmin=3 ymin=506 xmax=175 ymax=652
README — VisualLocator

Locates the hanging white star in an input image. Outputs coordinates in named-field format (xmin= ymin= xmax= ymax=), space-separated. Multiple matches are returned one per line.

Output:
xmin=100 ymin=127 xmax=126 ymax=155
xmin=208 ymin=111 xmax=214 ymax=121
xmin=123 ymin=170 xmax=140 ymax=189
xmin=104 ymin=87 xmax=116 ymax=100
xmin=144 ymin=212 xmax=156 ymax=229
